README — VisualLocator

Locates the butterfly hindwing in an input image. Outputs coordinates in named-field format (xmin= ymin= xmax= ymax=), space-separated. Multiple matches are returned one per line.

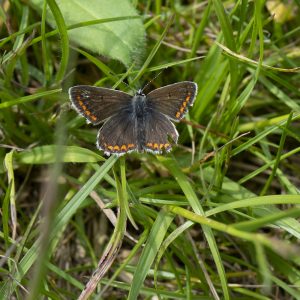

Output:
xmin=143 ymin=110 xmax=179 ymax=154
xmin=69 ymin=85 xmax=132 ymax=124
xmin=97 ymin=109 xmax=138 ymax=155
xmin=146 ymin=81 xmax=197 ymax=121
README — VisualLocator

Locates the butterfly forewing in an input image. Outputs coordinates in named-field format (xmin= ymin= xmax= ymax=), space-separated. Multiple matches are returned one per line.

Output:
xmin=69 ymin=85 xmax=132 ymax=124
xmin=146 ymin=81 xmax=197 ymax=121
xmin=143 ymin=111 xmax=179 ymax=154
xmin=97 ymin=110 xmax=138 ymax=155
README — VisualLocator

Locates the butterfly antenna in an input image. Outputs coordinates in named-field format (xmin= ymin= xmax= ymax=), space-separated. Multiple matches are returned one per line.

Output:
xmin=141 ymin=68 xmax=167 ymax=94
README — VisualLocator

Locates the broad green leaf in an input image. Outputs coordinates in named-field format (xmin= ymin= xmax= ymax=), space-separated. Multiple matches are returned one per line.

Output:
xmin=29 ymin=0 xmax=145 ymax=67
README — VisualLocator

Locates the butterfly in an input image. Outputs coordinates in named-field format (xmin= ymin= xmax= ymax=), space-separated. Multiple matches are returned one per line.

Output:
xmin=69 ymin=81 xmax=198 ymax=156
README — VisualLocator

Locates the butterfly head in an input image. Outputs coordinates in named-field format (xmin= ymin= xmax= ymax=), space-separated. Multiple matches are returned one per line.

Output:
xmin=136 ymin=89 xmax=145 ymax=96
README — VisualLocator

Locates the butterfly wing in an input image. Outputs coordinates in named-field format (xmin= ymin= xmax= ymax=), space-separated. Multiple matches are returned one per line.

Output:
xmin=146 ymin=81 xmax=198 ymax=121
xmin=97 ymin=109 xmax=138 ymax=155
xmin=69 ymin=85 xmax=132 ymax=125
xmin=143 ymin=110 xmax=178 ymax=154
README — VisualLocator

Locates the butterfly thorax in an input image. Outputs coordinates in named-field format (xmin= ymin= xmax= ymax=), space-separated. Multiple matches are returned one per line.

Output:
xmin=132 ymin=94 xmax=147 ymax=118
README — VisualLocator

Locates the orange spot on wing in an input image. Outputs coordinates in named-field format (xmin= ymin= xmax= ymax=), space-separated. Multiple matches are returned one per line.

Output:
xmin=176 ymin=94 xmax=193 ymax=119
xmin=147 ymin=142 xmax=170 ymax=151
xmin=91 ymin=115 xmax=97 ymax=121
xmin=106 ymin=144 xmax=135 ymax=152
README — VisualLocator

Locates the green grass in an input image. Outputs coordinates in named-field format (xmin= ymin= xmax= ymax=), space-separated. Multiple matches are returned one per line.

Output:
xmin=1 ymin=0 xmax=300 ymax=299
